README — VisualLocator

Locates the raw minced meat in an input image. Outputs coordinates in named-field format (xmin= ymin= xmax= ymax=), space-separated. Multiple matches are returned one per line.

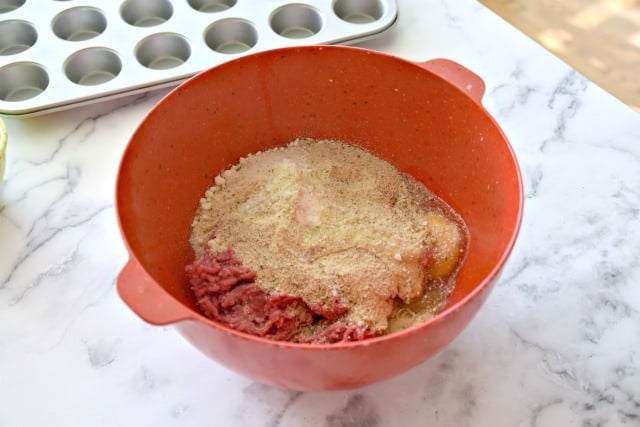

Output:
xmin=186 ymin=247 xmax=372 ymax=343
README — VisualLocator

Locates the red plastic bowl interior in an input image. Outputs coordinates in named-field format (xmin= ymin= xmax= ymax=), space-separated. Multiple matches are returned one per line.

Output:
xmin=116 ymin=45 xmax=523 ymax=391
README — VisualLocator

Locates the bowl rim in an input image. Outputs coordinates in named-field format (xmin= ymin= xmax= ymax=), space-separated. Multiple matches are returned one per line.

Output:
xmin=116 ymin=44 xmax=525 ymax=350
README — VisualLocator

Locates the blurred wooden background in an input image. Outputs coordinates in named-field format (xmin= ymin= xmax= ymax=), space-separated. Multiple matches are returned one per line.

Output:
xmin=479 ymin=0 xmax=640 ymax=112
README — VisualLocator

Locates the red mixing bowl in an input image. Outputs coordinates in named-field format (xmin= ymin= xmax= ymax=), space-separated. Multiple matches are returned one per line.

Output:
xmin=116 ymin=45 xmax=523 ymax=391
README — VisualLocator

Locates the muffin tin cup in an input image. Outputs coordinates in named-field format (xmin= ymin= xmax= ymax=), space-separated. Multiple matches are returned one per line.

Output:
xmin=0 ymin=0 xmax=397 ymax=117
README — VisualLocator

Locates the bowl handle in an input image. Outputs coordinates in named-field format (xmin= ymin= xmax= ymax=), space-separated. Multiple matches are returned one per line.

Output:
xmin=416 ymin=58 xmax=485 ymax=102
xmin=117 ymin=258 xmax=192 ymax=325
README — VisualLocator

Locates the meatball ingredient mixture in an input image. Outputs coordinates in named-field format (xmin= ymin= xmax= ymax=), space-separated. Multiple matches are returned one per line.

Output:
xmin=186 ymin=138 xmax=467 ymax=343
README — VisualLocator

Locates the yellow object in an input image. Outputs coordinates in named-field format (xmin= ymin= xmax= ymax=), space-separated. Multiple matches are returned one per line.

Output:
xmin=0 ymin=117 xmax=6 ymax=183
xmin=424 ymin=213 xmax=463 ymax=278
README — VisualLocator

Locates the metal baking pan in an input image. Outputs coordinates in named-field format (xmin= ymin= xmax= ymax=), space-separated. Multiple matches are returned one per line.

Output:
xmin=0 ymin=0 xmax=397 ymax=117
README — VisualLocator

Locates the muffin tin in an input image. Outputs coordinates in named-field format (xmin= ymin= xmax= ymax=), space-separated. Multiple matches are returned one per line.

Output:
xmin=0 ymin=0 xmax=398 ymax=117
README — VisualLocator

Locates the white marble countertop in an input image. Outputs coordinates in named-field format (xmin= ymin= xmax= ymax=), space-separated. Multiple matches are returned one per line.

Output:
xmin=2 ymin=1 xmax=639 ymax=426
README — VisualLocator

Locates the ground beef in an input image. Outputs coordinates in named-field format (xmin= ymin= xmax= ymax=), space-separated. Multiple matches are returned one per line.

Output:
xmin=296 ymin=321 xmax=375 ymax=344
xmin=186 ymin=247 xmax=373 ymax=343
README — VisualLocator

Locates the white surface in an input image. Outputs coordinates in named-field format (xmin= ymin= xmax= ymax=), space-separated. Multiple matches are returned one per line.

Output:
xmin=1 ymin=1 xmax=639 ymax=426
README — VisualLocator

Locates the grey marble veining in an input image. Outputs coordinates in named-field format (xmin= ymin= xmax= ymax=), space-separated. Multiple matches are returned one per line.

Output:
xmin=1 ymin=1 xmax=639 ymax=426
